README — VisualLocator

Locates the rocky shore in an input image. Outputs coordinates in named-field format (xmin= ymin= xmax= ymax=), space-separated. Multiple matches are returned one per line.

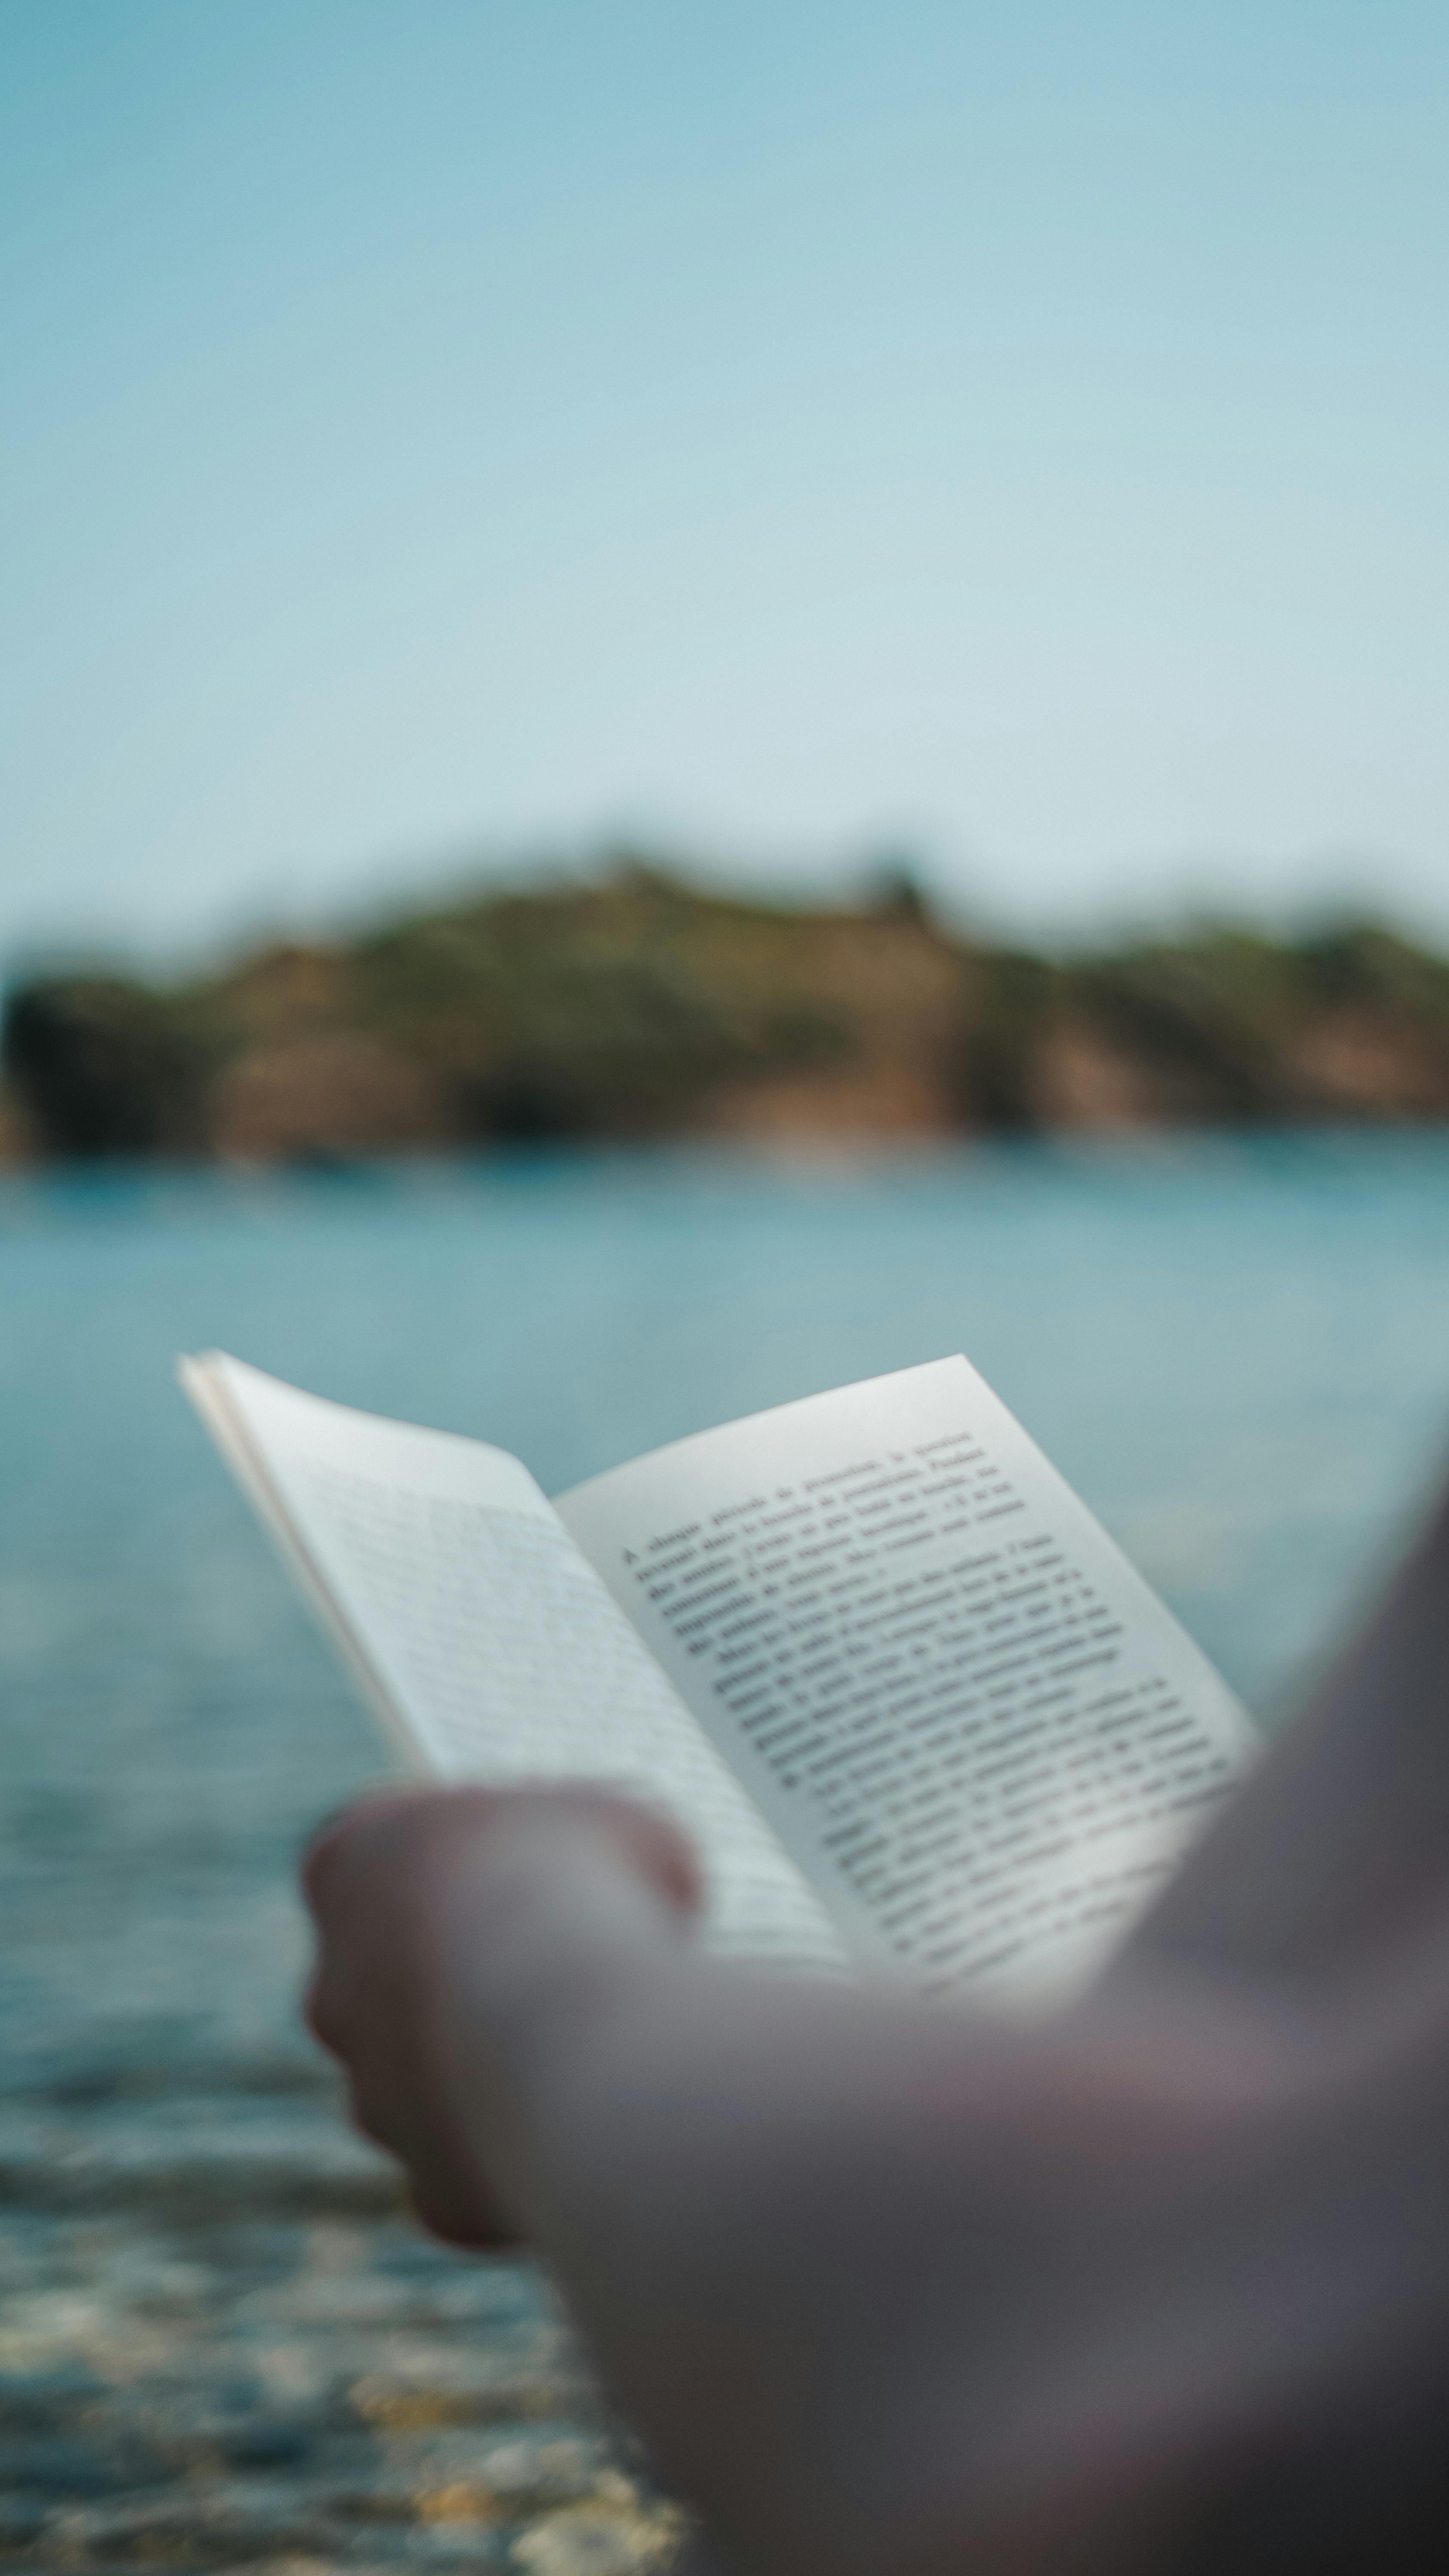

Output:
xmin=5 ymin=864 xmax=1449 ymax=1166
xmin=0 ymin=2063 xmax=685 ymax=2576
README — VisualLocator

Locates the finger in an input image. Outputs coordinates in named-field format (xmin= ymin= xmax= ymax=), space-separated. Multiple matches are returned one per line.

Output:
xmin=302 ymin=1780 xmax=705 ymax=1936
xmin=409 ymin=2172 xmax=527 ymax=2251
xmin=302 ymin=1963 xmax=336 ymax=2053
xmin=300 ymin=1783 xmax=443 ymax=1917
xmin=342 ymin=2073 xmax=395 ymax=2153
xmin=530 ymin=1787 xmax=706 ymax=1924
xmin=441 ymin=1797 xmax=707 ymax=2056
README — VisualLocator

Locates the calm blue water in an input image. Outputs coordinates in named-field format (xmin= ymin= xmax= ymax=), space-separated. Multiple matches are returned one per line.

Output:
xmin=5 ymin=1134 xmax=1449 ymax=2091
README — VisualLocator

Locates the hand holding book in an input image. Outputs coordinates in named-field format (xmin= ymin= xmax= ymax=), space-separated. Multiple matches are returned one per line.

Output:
xmin=189 ymin=1350 xmax=1449 ymax=2569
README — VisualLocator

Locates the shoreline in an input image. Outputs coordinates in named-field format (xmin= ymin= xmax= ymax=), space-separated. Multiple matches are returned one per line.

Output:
xmin=7 ymin=872 xmax=1449 ymax=1171
xmin=0 ymin=2058 xmax=685 ymax=2574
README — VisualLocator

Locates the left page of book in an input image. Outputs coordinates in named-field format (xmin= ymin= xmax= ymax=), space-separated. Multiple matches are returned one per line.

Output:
xmin=179 ymin=1353 xmax=843 ymax=1966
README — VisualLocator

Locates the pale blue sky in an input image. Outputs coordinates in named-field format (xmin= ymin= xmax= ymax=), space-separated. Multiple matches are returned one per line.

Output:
xmin=3 ymin=0 xmax=1445 ymax=968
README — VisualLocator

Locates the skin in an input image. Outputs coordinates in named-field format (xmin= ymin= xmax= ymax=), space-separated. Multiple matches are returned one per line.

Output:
xmin=303 ymin=1480 xmax=1449 ymax=2573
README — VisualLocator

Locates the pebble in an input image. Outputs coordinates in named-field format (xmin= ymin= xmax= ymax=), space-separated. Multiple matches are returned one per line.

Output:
xmin=0 ymin=2074 xmax=690 ymax=2572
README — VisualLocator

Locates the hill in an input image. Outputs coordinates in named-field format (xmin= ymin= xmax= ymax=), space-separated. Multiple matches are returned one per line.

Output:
xmin=5 ymin=865 xmax=1449 ymax=1164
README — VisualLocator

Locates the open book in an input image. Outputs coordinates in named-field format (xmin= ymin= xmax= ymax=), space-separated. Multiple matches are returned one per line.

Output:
xmin=180 ymin=1352 xmax=1257 ymax=2010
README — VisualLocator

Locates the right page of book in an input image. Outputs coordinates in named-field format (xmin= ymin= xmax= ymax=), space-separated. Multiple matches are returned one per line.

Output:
xmin=557 ymin=1356 xmax=1259 ymax=2009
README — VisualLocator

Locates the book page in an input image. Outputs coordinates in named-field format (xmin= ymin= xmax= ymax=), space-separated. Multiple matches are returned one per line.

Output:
xmin=558 ymin=1357 xmax=1259 ymax=2007
xmin=181 ymin=1355 xmax=844 ymax=1970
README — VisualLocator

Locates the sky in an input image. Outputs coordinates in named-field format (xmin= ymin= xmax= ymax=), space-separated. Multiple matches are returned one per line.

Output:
xmin=3 ymin=0 xmax=1446 ymax=973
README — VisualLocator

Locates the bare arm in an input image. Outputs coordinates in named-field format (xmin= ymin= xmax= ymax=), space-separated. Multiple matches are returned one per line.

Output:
xmin=1119 ymin=1477 xmax=1449 ymax=1983
xmin=302 ymin=1475 xmax=1449 ymax=2575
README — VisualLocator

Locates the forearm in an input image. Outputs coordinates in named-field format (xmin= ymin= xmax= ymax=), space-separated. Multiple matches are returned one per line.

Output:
xmin=305 ymin=1786 xmax=1449 ymax=2576
xmin=430 ymin=1916 xmax=1279 ymax=2576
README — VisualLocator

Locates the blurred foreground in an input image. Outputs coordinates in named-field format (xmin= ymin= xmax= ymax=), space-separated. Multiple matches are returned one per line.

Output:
xmin=6 ymin=866 xmax=1449 ymax=1168
xmin=4 ymin=1139 xmax=1449 ymax=2566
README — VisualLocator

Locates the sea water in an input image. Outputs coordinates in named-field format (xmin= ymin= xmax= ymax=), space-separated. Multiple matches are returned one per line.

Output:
xmin=3 ymin=1136 xmax=1448 ymax=2560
